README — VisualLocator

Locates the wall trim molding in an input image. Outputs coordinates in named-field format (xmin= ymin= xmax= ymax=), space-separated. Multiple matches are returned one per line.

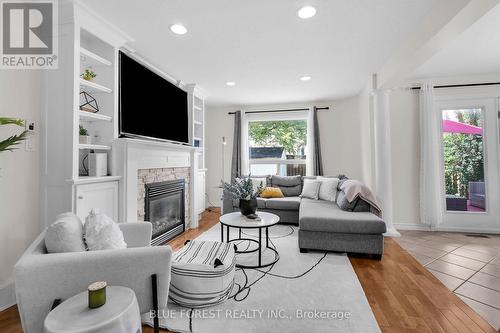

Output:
xmin=435 ymin=226 xmax=500 ymax=234
xmin=393 ymin=223 xmax=500 ymax=235
xmin=0 ymin=280 xmax=15 ymax=311
xmin=393 ymin=223 xmax=431 ymax=231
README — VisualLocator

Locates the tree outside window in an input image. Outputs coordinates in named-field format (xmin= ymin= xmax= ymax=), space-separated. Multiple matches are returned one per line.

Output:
xmin=442 ymin=109 xmax=484 ymax=198
xmin=248 ymin=120 xmax=307 ymax=176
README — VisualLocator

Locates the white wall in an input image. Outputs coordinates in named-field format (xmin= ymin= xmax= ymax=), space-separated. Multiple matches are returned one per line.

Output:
xmin=0 ymin=71 xmax=43 ymax=309
xmin=205 ymin=96 xmax=366 ymax=206
xmin=205 ymin=105 xmax=235 ymax=207
xmin=388 ymin=89 xmax=421 ymax=227
xmin=318 ymin=98 xmax=364 ymax=179
xmin=358 ymin=85 xmax=376 ymax=190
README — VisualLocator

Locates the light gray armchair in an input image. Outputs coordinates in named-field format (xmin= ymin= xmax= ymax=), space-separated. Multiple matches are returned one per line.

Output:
xmin=14 ymin=222 xmax=172 ymax=333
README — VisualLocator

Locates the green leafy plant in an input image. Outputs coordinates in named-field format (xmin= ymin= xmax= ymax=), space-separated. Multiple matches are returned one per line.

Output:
xmin=0 ymin=118 xmax=28 ymax=152
xmin=81 ymin=69 xmax=97 ymax=81
xmin=79 ymin=125 xmax=89 ymax=136
xmin=443 ymin=110 xmax=484 ymax=197
xmin=249 ymin=120 xmax=307 ymax=155
xmin=222 ymin=176 xmax=263 ymax=200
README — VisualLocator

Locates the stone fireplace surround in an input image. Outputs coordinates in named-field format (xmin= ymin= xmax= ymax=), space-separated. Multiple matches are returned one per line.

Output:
xmin=137 ymin=167 xmax=190 ymax=225
xmin=115 ymin=138 xmax=200 ymax=230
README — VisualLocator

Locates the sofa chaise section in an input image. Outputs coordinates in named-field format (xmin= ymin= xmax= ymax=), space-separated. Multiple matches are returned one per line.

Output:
xmin=298 ymin=199 xmax=386 ymax=258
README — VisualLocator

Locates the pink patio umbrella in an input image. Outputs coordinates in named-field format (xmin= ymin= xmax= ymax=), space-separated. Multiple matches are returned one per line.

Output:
xmin=443 ymin=119 xmax=482 ymax=135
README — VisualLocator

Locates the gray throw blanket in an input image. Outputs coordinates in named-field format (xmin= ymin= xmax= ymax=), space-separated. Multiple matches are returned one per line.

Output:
xmin=340 ymin=180 xmax=382 ymax=217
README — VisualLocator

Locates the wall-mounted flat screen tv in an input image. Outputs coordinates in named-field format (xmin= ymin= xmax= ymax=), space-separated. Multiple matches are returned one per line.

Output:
xmin=119 ymin=51 xmax=189 ymax=144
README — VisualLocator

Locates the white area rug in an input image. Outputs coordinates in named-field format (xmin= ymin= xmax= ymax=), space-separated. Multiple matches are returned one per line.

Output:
xmin=143 ymin=224 xmax=380 ymax=333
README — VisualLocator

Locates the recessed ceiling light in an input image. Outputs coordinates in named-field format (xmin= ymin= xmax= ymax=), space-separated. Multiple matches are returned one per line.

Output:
xmin=170 ymin=24 xmax=187 ymax=35
xmin=297 ymin=6 xmax=316 ymax=19
xmin=300 ymin=76 xmax=311 ymax=81
xmin=226 ymin=81 xmax=236 ymax=86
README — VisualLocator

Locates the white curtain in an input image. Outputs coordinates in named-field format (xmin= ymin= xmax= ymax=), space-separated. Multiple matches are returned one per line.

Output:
xmin=419 ymin=83 xmax=443 ymax=228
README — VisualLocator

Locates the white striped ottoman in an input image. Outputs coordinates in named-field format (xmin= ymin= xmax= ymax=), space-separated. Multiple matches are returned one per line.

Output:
xmin=169 ymin=240 xmax=236 ymax=308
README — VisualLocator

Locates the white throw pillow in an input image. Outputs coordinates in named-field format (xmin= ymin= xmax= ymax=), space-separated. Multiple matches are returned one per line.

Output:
xmin=45 ymin=212 xmax=86 ymax=253
xmin=300 ymin=179 xmax=321 ymax=200
xmin=84 ymin=210 xmax=127 ymax=251
xmin=317 ymin=177 xmax=339 ymax=202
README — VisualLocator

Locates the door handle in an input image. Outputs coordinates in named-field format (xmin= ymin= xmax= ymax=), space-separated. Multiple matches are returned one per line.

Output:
xmin=78 ymin=196 xmax=84 ymax=199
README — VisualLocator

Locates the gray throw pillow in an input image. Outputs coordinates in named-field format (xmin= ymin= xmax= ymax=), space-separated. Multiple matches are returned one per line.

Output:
xmin=337 ymin=177 xmax=349 ymax=190
xmin=271 ymin=175 xmax=302 ymax=197
xmin=336 ymin=191 xmax=371 ymax=212
xmin=353 ymin=199 xmax=371 ymax=212
xmin=336 ymin=191 xmax=353 ymax=210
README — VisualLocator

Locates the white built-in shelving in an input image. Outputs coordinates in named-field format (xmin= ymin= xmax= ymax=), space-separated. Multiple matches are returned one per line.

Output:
xmin=79 ymin=78 xmax=112 ymax=93
xmin=78 ymin=143 xmax=112 ymax=150
xmin=42 ymin=2 xmax=131 ymax=225
xmin=78 ymin=110 xmax=112 ymax=122
xmin=80 ymin=47 xmax=112 ymax=67
xmin=71 ymin=175 xmax=122 ymax=185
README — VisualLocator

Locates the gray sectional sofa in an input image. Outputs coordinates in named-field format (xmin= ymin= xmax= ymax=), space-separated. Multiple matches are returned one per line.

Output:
xmin=222 ymin=175 xmax=387 ymax=259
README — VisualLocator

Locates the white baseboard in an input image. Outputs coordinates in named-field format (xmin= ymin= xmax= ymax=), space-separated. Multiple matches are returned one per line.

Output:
xmin=393 ymin=223 xmax=431 ymax=231
xmin=384 ymin=227 xmax=401 ymax=237
xmin=435 ymin=226 xmax=500 ymax=234
xmin=0 ymin=280 xmax=15 ymax=311
xmin=392 ymin=223 xmax=500 ymax=234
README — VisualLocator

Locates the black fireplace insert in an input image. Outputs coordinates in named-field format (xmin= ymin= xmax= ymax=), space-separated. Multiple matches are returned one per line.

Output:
xmin=145 ymin=179 xmax=185 ymax=246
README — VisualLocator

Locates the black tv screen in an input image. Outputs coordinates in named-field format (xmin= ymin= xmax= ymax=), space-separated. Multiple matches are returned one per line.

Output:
xmin=119 ymin=51 xmax=189 ymax=144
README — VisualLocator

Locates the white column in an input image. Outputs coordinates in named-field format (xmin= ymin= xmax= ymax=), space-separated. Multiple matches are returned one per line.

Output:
xmin=372 ymin=90 xmax=400 ymax=237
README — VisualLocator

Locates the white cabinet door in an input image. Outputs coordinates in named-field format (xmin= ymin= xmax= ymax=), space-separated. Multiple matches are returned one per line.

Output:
xmin=75 ymin=181 xmax=119 ymax=221
xmin=195 ymin=171 xmax=206 ymax=215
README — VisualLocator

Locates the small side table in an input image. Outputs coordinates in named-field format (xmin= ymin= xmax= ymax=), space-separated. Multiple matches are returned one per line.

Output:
xmin=44 ymin=286 xmax=142 ymax=333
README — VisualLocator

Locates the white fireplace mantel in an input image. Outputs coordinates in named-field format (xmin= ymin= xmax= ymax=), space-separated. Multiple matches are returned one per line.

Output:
xmin=114 ymin=138 xmax=201 ymax=228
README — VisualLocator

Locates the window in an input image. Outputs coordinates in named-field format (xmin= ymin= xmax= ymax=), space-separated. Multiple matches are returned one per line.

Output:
xmin=441 ymin=108 xmax=485 ymax=212
xmin=246 ymin=114 xmax=308 ymax=177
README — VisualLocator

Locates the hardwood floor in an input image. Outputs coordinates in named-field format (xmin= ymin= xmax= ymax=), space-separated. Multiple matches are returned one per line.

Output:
xmin=351 ymin=239 xmax=497 ymax=333
xmin=1 ymin=208 xmax=496 ymax=333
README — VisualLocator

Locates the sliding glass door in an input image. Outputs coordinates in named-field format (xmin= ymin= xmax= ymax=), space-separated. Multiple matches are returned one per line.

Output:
xmin=436 ymin=98 xmax=500 ymax=232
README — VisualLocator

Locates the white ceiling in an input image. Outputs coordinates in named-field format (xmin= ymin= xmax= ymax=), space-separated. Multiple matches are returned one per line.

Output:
xmin=84 ymin=0 xmax=437 ymax=107
xmin=413 ymin=4 xmax=500 ymax=79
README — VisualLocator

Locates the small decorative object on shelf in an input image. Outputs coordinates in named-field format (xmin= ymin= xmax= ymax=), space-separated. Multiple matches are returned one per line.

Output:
xmin=81 ymin=68 xmax=97 ymax=81
xmin=79 ymin=125 xmax=91 ymax=144
xmin=79 ymin=91 xmax=99 ymax=113
xmin=222 ymin=176 xmax=263 ymax=217
xmin=88 ymin=281 xmax=107 ymax=309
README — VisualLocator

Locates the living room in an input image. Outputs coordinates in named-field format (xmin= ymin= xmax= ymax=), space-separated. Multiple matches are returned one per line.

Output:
xmin=2 ymin=0 xmax=500 ymax=332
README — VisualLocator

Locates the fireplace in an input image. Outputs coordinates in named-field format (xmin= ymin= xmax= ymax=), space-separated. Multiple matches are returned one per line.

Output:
xmin=145 ymin=179 xmax=185 ymax=246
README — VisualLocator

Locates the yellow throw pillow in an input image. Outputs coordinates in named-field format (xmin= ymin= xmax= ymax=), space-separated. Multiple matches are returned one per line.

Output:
xmin=260 ymin=187 xmax=284 ymax=198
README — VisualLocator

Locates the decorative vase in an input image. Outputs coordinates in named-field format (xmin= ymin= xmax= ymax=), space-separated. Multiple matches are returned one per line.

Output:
xmin=239 ymin=198 xmax=257 ymax=216
xmin=79 ymin=135 xmax=91 ymax=144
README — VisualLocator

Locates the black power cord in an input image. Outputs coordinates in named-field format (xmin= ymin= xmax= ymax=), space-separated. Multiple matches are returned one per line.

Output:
xmin=228 ymin=227 xmax=327 ymax=301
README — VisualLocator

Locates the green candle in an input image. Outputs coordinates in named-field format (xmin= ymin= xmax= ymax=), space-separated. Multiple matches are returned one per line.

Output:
xmin=88 ymin=281 xmax=106 ymax=309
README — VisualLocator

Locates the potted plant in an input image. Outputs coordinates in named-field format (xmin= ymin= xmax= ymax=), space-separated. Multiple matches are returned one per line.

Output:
xmin=0 ymin=118 xmax=28 ymax=176
xmin=222 ymin=176 xmax=263 ymax=216
xmin=0 ymin=118 xmax=28 ymax=152
xmin=79 ymin=125 xmax=91 ymax=144
xmin=81 ymin=69 xmax=97 ymax=81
